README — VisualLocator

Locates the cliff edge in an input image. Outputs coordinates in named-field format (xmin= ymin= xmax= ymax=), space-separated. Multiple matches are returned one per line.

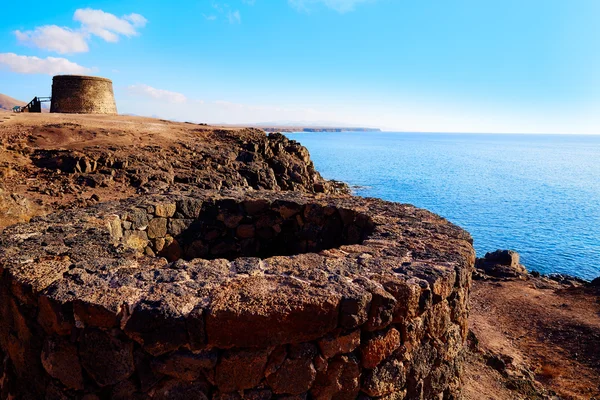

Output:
xmin=0 ymin=113 xmax=347 ymax=230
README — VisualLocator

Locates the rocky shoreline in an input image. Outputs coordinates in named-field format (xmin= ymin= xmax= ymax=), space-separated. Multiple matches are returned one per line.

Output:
xmin=0 ymin=113 xmax=598 ymax=399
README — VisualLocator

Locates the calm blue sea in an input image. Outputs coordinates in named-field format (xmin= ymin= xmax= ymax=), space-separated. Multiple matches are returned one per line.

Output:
xmin=285 ymin=132 xmax=600 ymax=280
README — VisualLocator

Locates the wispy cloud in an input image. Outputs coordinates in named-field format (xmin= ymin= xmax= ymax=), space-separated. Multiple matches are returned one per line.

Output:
xmin=127 ymin=84 xmax=187 ymax=104
xmin=14 ymin=9 xmax=147 ymax=54
xmin=289 ymin=0 xmax=372 ymax=13
xmin=0 ymin=53 xmax=92 ymax=75
xmin=228 ymin=10 xmax=242 ymax=24
xmin=205 ymin=3 xmax=242 ymax=24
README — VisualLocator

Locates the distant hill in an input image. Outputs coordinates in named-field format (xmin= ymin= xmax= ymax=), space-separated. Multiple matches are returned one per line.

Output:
xmin=0 ymin=93 xmax=25 ymax=111
xmin=0 ymin=93 xmax=51 ymax=112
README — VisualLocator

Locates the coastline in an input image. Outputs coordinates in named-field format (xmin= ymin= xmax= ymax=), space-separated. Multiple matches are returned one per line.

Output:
xmin=0 ymin=113 xmax=598 ymax=399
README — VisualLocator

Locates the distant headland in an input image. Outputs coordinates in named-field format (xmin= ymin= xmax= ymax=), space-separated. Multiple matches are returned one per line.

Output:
xmin=255 ymin=126 xmax=382 ymax=133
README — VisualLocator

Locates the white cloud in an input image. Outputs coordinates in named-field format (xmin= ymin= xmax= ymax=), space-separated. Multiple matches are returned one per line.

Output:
xmin=74 ymin=9 xmax=147 ymax=43
xmin=127 ymin=84 xmax=187 ymax=104
xmin=228 ymin=10 xmax=242 ymax=24
xmin=289 ymin=0 xmax=372 ymax=13
xmin=14 ymin=26 xmax=88 ymax=54
xmin=0 ymin=53 xmax=92 ymax=75
xmin=13 ymin=9 xmax=147 ymax=54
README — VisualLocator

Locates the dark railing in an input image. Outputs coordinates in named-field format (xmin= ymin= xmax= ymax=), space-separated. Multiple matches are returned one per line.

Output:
xmin=21 ymin=96 xmax=51 ymax=113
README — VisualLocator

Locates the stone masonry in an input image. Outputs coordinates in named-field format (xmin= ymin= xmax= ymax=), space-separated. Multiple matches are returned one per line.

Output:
xmin=50 ymin=75 xmax=117 ymax=114
xmin=0 ymin=189 xmax=475 ymax=399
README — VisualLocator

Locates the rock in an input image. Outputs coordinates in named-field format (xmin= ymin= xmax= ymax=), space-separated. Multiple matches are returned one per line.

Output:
xmin=476 ymin=250 xmax=527 ymax=278
xmin=206 ymin=276 xmax=340 ymax=348
xmin=124 ymin=230 xmax=149 ymax=251
xmin=37 ymin=295 xmax=74 ymax=336
xmin=360 ymin=327 xmax=401 ymax=369
xmin=124 ymin=300 xmax=189 ymax=356
xmin=236 ymin=224 xmax=255 ymax=239
xmin=186 ymin=306 xmax=206 ymax=350
xmin=318 ymin=330 xmax=361 ymax=359
xmin=148 ymin=217 xmax=168 ymax=239
xmin=155 ymin=203 xmax=176 ymax=218
xmin=168 ymin=219 xmax=193 ymax=237
xmin=590 ymin=277 xmax=600 ymax=287
xmin=41 ymin=337 xmax=84 ymax=390
xmin=311 ymin=355 xmax=360 ymax=400
xmin=361 ymin=357 xmax=406 ymax=397
xmin=176 ymin=198 xmax=203 ymax=218
xmin=266 ymin=348 xmax=316 ymax=395
xmin=128 ymin=208 xmax=149 ymax=230
xmin=152 ymin=379 xmax=209 ymax=400
xmin=215 ymin=348 xmax=270 ymax=392
xmin=105 ymin=214 xmax=123 ymax=240
xmin=79 ymin=328 xmax=135 ymax=387
xmin=73 ymin=300 xmax=119 ymax=329
xmin=152 ymin=350 xmax=217 ymax=381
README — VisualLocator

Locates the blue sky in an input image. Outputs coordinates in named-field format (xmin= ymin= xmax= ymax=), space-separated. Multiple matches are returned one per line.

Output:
xmin=1 ymin=0 xmax=599 ymax=133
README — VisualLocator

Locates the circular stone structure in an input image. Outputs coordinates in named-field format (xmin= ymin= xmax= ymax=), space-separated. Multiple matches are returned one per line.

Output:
xmin=0 ymin=190 xmax=474 ymax=400
xmin=50 ymin=75 xmax=117 ymax=114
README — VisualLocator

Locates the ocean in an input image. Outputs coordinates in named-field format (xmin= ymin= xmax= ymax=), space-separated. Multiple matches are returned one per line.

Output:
xmin=285 ymin=132 xmax=600 ymax=280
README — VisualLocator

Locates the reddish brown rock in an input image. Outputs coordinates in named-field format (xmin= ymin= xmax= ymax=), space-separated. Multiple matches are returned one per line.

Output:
xmin=73 ymin=300 xmax=119 ymax=329
xmin=152 ymin=350 xmax=217 ymax=381
xmin=360 ymin=328 xmax=401 ymax=369
xmin=318 ymin=330 xmax=361 ymax=359
xmin=265 ymin=346 xmax=287 ymax=377
xmin=186 ymin=306 xmax=206 ymax=350
xmin=311 ymin=355 xmax=360 ymax=400
xmin=206 ymin=276 xmax=341 ymax=348
xmin=236 ymin=224 xmax=256 ymax=239
xmin=41 ymin=337 xmax=84 ymax=390
xmin=79 ymin=328 xmax=135 ymax=386
xmin=266 ymin=352 xmax=316 ymax=395
xmin=215 ymin=348 xmax=270 ymax=392
xmin=37 ymin=295 xmax=74 ymax=336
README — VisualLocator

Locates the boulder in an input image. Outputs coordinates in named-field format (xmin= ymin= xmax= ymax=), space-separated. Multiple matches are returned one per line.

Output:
xmin=476 ymin=250 xmax=527 ymax=278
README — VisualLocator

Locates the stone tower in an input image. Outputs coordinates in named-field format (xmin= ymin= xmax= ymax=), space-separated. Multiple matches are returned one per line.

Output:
xmin=50 ymin=75 xmax=117 ymax=114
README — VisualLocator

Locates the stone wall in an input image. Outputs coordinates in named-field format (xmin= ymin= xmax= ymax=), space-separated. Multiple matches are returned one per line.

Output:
xmin=0 ymin=190 xmax=475 ymax=400
xmin=50 ymin=75 xmax=117 ymax=114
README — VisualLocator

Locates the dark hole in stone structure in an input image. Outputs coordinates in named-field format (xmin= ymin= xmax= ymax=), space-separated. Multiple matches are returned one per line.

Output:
xmin=157 ymin=199 xmax=375 ymax=262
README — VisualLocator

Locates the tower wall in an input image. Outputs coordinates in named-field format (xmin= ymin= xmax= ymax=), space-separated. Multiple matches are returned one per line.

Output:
xmin=50 ymin=75 xmax=117 ymax=114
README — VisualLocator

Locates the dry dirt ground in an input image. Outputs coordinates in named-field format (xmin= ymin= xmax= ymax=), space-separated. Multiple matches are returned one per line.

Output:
xmin=464 ymin=277 xmax=600 ymax=400
xmin=0 ymin=112 xmax=340 ymax=230
xmin=1 ymin=112 xmax=599 ymax=399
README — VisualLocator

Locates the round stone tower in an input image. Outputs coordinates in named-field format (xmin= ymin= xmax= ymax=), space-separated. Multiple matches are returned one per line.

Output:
xmin=50 ymin=75 xmax=117 ymax=114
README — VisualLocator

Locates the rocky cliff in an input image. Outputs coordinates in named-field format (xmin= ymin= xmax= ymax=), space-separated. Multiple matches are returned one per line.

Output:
xmin=0 ymin=113 xmax=476 ymax=399
xmin=0 ymin=113 xmax=347 ymax=230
